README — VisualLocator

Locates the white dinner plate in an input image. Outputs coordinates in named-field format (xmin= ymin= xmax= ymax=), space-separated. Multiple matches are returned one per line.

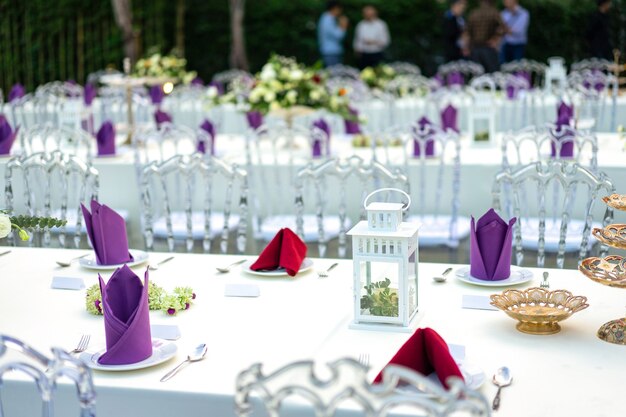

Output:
xmin=394 ymin=361 xmax=485 ymax=395
xmin=79 ymin=250 xmax=149 ymax=270
xmin=455 ymin=266 xmax=533 ymax=287
xmin=79 ymin=339 xmax=177 ymax=371
xmin=241 ymin=258 xmax=314 ymax=277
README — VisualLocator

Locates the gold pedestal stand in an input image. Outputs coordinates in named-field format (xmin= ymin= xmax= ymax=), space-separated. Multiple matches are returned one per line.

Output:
xmin=579 ymin=194 xmax=626 ymax=345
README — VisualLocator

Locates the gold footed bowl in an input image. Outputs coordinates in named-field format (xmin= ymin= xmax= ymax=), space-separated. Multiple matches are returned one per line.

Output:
xmin=490 ymin=288 xmax=589 ymax=335
xmin=597 ymin=317 xmax=626 ymax=345
xmin=592 ymin=224 xmax=626 ymax=250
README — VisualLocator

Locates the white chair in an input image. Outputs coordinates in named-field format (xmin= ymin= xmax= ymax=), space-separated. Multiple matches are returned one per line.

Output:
xmin=4 ymin=151 xmax=99 ymax=249
xmin=294 ymin=156 xmax=409 ymax=258
xmin=0 ymin=334 xmax=96 ymax=416
xmin=493 ymin=160 xmax=615 ymax=268
xmin=141 ymin=154 xmax=248 ymax=253
xmin=235 ymin=358 xmax=490 ymax=417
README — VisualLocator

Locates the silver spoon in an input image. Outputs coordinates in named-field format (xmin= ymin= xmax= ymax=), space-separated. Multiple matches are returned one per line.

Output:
xmin=216 ymin=259 xmax=246 ymax=273
xmin=148 ymin=256 xmax=175 ymax=271
xmin=492 ymin=366 xmax=513 ymax=411
xmin=160 ymin=343 xmax=208 ymax=382
xmin=433 ymin=267 xmax=453 ymax=283
xmin=56 ymin=254 xmax=89 ymax=267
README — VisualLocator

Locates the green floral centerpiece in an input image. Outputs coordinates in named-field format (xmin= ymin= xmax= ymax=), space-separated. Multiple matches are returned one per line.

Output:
xmin=0 ymin=211 xmax=66 ymax=241
xmin=86 ymin=282 xmax=195 ymax=316
xmin=360 ymin=64 xmax=397 ymax=91
xmin=360 ymin=278 xmax=399 ymax=317
xmin=226 ymin=54 xmax=353 ymax=119
xmin=134 ymin=52 xmax=197 ymax=85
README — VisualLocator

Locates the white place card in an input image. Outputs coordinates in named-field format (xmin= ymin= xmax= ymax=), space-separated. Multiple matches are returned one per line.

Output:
xmin=462 ymin=294 xmax=499 ymax=311
xmin=151 ymin=324 xmax=182 ymax=341
xmin=51 ymin=276 xmax=85 ymax=290
xmin=224 ymin=284 xmax=260 ymax=297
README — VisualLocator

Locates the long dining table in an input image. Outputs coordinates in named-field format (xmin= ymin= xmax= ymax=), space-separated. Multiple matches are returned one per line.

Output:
xmin=0 ymin=246 xmax=624 ymax=416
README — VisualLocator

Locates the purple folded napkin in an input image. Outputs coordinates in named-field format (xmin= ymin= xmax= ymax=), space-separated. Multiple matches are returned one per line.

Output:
xmin=209 ymin=80 xmax=225 ymax=95
xmin=440 ymin=104 xmax=459 ymax=133
xmin=84 ymin=83 xmax=97 ymax=106
xmin=447 ymin=71 xmax=464 ymax=87
xmin=470 ymin=209 xmax=516 ymax=281
xmin=150 ymin=85 xmax=164 ymax=105
xmin=583 ymin=69 xmax=605 ymax=92
xmin=98 ymin=265 xmax=152 ymax=365
xmin=412 ymin=116 xmax=435 ymax=157
xmin=311 ymin=118 xmax=331 ymax=157
xmin=551 ymin=102 xmax=574 ymax=158
xmin=81 ymin=200 xmax=133 ymax=265
xmin=506 ymin=84 xmax=517 ymax=99
xmin=344 ymin=107 xmax=362 ymax=134
xmin=96 ymin=121 xmax=116 ymax=156
xmin=199 ymin=119 xmax=216 ymax=154
xmin=246 ymin=111 xmax=263 ymax=130
xmin=191 ymin=76 xmax=205 ymax=86
xmin=0 ymin=115 xmax=18 ymax=155
xmin=8 ymin=83 xmax=25 ymax=103
xmin=154 ymin=109 xmax=173 ymax=127
xmin=516 ymin=71 xmax=532 ymax=87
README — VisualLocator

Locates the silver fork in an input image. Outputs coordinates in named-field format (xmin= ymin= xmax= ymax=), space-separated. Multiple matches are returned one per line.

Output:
xmin=69 ymin=334 xmax=90 ymax=354
xmin=358 ymin=353 xmax=370 ymax=368
xmin=540 ymin=271 xmax=550 ymax=289
xmin=317 ymin=263 xmax=338 ymax=278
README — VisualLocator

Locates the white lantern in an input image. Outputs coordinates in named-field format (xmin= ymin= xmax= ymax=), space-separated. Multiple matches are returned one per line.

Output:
xmin=544 ymin=57 xmax=567 ymax=92
xmin=468 ymin=90 xmax=496 ymax=146
xmin=347 ymin=188 xmax=420 ymax=331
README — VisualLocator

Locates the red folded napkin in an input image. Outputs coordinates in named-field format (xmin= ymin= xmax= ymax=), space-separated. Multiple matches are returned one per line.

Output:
xmin=250 ymin=228 xmax=307 ymax=277
xmin=373 ymin=327 xmax=463 ymax=389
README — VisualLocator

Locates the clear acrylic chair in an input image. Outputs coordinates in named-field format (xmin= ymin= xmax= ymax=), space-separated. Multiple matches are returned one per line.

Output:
xmin=235 ymin=358 xmax=490 ymax=417
xmin=294 ymin=155 xmax=410 ymax=258
xmin=0 ymin=334 xmax=96 ymax=417
xmin=4 ymin=151 xmax=99 ymax=248
xmin=492 ymin=160 xmax=615 ymax=268
xmin=376 ymin=123 xmax=469 ymax=248
xmin=246 ymin=122 xmax=330 ymax=243
xmin=437 ymin=60 xmax=485 ymax=87
xmin=98 ymin=85 xmax=152 ymax=135
xmin=326 ymin=64 xmax=361 ymax=80
xmin=498 ymin=73 xmax=532 ymax=131
xmin=32 ymin=81 xmax=85 ymax=130
xmin=571 ymin=58 xmax=613 ymax=73
xmin=568 ymin=69 xmax=619 ymax=131
xmin=140 ymin=153 xmax=248 ymax=254
xmin=19 ymin=124 xmax=95 ymax=162
xmin=161 ymin=85 xmax=207 ymax=130
xmin=387 ymin=61 xmax=421 ymax=76
xmin=501 ymin=59 xmax=547 ymax=87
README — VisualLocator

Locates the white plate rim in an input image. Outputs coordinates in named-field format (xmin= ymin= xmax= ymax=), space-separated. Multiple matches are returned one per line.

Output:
xmin=79 ymin=249 xmax=149 ymax=270
xmin=455 ymin=266 xmax=533 ymax=287
xmin=241 ymin=258 xmax=314 ymax=276
xmin=79 ymin=339 xmax=177 ymax=371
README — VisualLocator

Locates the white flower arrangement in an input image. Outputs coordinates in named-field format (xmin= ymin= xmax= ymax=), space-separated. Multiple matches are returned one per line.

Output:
xmin=134 ymin=53 xmax=197 ymax=84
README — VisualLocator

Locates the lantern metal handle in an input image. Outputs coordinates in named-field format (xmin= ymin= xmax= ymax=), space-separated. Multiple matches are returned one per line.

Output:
xmin=363 ymin=188 xmax=411 ymax=211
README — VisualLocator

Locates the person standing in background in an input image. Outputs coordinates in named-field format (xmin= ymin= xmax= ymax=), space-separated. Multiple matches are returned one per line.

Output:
xmin=500 ymin=0 xmax=529 ymax=63
xmin=443 ymin=0 xmax=468 ymax=62
xmin=353 ymin=5 xmax=390 ymax=69
xmin=318 ymin=1 xmax=349 ymax=67
xmin=586 ymin=0 xmax=613 ymax=60
xmin=465 ymin=0 xmax=506 ymax=73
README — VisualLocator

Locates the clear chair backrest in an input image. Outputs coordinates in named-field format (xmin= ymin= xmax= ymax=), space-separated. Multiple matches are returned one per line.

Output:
xmin=4 ymin=151 xmax=99 ymax=248
xmin=326 ymin=64 xmax=361 ymax=80
xmin=469 ymin=75 xmax=497 ymax=93
xmin=212 ymin=69 xmax=254 ymax=87
xmin=0 ymin=334 xmax=96 ymax=417
xmin=245 ymin=123 xmax=321 ymax=233
xmin=492 ymin=160 xmax=614 ymax=268
xmin=98 ymin=86 xmax=152 ymax=133
xmin=294 ymin=155 xmax=410 ymax=258
xmin=7 ymin=93 xmax=34 ymax=130
xmin=326 ymin=77 xmax=371 ymax=102
xmin=235 ymin=358 xmax=490 ymax=417
xmin=501 ymin=59 xmax=546 ymax=85
xmin=501 ymin=125 xmax=598 ymax=170
xmin=140 ymin=154 xmax=248 ymax=254
xmin=388 ymin=62 xmax=421 ymax=76
xmin=438 ymin=60 xmax=485 ymax=78
xmin=20 ymin=125 xmax=95 ymax=162
xmin=568 ymin=70 xmax=618 ymax=131
xmin=163 ymin=85 xmax=207 ymax=129
xmin=383 ymin=75 xmax=430 ymax=98
xmin=571 ymin=58 xmax=612 ymax=73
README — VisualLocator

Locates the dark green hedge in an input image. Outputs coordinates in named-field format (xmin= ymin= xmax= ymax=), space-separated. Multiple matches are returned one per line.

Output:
xmin=0 ymin=0 xmax=623 ymax=93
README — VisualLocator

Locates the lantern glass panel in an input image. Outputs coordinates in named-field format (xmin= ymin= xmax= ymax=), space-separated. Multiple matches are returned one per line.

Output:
xmin=359 ymin=260 xmax=400 ymax=318
xmin=408 ymin=250 xmax=418 ymax=317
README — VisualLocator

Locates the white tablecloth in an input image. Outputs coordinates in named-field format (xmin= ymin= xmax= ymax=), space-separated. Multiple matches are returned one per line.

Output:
xmin=0 ymin=247 xmax=623 ymax=416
